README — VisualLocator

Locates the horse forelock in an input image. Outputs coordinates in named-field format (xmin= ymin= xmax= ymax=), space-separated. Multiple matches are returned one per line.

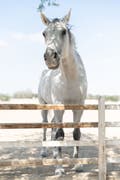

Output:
xmin=52 ymin=18 xmax=60 ymax=23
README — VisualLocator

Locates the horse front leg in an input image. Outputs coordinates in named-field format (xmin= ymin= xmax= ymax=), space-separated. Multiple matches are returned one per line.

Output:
xmin=72 ymin=110 xmax=84 ymax=172
xmin=73 ymin=110 xmax=83 ymax=158
xmin=40 ymin=110 xmax=48 ymax=157
xmin=51 ymin=110 xmax=65 ymax=175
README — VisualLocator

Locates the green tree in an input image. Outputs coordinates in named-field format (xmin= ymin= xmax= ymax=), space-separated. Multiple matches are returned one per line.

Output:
xmin=13 ymin=90 xmax=34 ymax=99
xmin=0 ymin=94 xmax=10 ymax=101
xmin=38 ymin=0 xmax=59 ymax=11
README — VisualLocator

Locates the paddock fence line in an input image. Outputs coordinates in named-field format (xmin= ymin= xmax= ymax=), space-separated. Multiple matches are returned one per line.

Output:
xmin=0 ymin=96 xmax=120 ymax=180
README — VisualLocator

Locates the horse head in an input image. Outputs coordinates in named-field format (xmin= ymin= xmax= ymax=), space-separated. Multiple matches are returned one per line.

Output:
xmin=40 ymin=10 xmax=71 ymax=69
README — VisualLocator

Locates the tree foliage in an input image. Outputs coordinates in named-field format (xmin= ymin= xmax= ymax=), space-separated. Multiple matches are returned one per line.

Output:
xmin=38 ymin=0 xmax=59 ymax=12
xmin=13 ymin=90 xmax=36 ymax=99
xmin=0 ymin=94 xmax=10 ymax=101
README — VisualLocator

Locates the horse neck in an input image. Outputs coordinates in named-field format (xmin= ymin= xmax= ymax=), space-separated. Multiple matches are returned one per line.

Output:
xmin=60 ymin=43 xmax=78 ymax=80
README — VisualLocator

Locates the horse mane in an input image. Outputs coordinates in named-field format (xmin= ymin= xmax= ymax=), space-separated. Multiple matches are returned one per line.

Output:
xmin=68 ymin=29 xmax=76 ymax=50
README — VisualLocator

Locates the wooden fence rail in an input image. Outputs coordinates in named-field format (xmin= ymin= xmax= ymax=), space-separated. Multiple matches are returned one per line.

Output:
xmin=0 ymin=157 xmax=98 ymax=168
xmin=0 ymin=103 xmax=120 ymax=110
xmin=0 ymin=97 xmax=120 ymax=180
xmin=0 ymin=122 xmax=120 ymax=129
xmin=0 ymin=122 xmax=98 ymax=129
xmin=0 ymin=104 xmax=98 ymax=110
xmin=0 ymin=140 xmax=120 ymax=148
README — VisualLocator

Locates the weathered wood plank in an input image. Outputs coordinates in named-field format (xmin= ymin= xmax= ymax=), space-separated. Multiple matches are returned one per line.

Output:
xmin=0 ymin=104 xmax=98 ymax=110
xmin=0 ymin=140 xmax=98 ymax=147
xmin=0 ymin=121 xmax=120 ymax=129
xmin=98 ymin=97 xmax=106 ymax=180
xmin=0 ymin=103 xmax=120 ymax=110
xmin=0 ymin=139 xmax=119 ymax=148
xmin=107 ymin=157 xmax=120 ymax=163
xmin=42 ymin=140 xmax=98 ymax=147
xmin=107 ymin=171 xmax=120 ymax=180
xmin=105 ymin=104 xmax=120 ymax=110
xmin=105 ymin=122 xmax=120 ymax=127
xmin=106 ymin=140 xmax=120 ymax=146
xmin=0 ymin=157 xmax=98 ymax=168
xmin=0 ymin=122 xmax=98 ymax=129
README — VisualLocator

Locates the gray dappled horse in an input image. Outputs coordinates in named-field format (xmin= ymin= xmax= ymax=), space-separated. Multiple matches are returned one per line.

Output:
xmin=38 ymin=10 xmax=87 ymax=175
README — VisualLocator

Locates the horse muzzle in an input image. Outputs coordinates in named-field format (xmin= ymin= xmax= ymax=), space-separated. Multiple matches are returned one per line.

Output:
xmin=44 ymin=48 xmax=60 ymax=69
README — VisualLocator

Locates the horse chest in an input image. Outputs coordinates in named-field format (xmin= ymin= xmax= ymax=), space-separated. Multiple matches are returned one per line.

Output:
xmin=40 ymin=69 xmax=86 ymax=104
xmin=52 ymin=78 xmax=81 ymax=103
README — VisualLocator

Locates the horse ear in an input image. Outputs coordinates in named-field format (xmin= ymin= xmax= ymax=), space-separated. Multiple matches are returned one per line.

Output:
xmin=40 ymin=13 xmax=51 ymax=26
xmin=62 ymin=9 xmax=71 ymax=24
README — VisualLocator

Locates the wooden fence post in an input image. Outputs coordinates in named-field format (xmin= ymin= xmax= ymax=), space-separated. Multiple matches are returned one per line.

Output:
xmin=98 ymin=97 xmax=106 ymax=180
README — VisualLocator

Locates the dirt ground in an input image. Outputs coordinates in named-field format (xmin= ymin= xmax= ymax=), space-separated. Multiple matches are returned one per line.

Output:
xmin=0 ymin=99 xmax=120 ymax=179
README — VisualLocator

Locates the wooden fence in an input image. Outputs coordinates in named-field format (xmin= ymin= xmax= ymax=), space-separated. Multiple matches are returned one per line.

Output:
xmin=0 ymin=97 xmax=120 ymax=180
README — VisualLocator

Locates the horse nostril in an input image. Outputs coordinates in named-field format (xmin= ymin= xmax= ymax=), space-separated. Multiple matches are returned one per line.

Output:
xmin=54 ymin=52 xmax=57 ymax=59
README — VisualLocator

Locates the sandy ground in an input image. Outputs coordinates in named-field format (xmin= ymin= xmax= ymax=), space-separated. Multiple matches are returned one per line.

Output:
xmin=0 ymin=99 xmax=120 ymax=179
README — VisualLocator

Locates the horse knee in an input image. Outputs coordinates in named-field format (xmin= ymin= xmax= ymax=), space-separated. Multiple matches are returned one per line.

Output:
xmin=55 ymin=128 xmax=64 ymax=140
xmin=73 ymin=128 xmax=81 ymax=140
xmin=41 ymin=110 xmax=48 ymax=122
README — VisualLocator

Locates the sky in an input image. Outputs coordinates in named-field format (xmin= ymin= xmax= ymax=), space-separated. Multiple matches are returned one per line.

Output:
xmin=0 ymin=0 xmax=120 ymax=95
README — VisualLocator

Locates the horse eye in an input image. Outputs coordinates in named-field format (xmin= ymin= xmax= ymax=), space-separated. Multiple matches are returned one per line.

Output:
xmin=61 ymin=29 xmax=66 ymax=36
xmin=42 ymin=31 xmax=46 ymax=37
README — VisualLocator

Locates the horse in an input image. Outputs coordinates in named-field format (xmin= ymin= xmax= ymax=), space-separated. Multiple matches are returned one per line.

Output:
xmin=38 ymin=10 xmax=87 ymax=175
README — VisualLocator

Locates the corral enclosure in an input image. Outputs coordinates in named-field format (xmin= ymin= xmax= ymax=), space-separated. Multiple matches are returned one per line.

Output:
xmin=0 ymin=98 xmax=120 ymax=180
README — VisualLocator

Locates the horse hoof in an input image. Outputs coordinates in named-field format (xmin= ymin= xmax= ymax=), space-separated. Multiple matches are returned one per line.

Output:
xmin=40 ymin=151 xmax=47 ymax=157
xmin=40 ymin=148 xmax=48 ymax=157
xmin=73 ymin=153 xmax=78 ymax=158
xmin=71 ymin=164 xmax=83 ymax=172
xmin=55 ymin=167 xmax=65 ymax=176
